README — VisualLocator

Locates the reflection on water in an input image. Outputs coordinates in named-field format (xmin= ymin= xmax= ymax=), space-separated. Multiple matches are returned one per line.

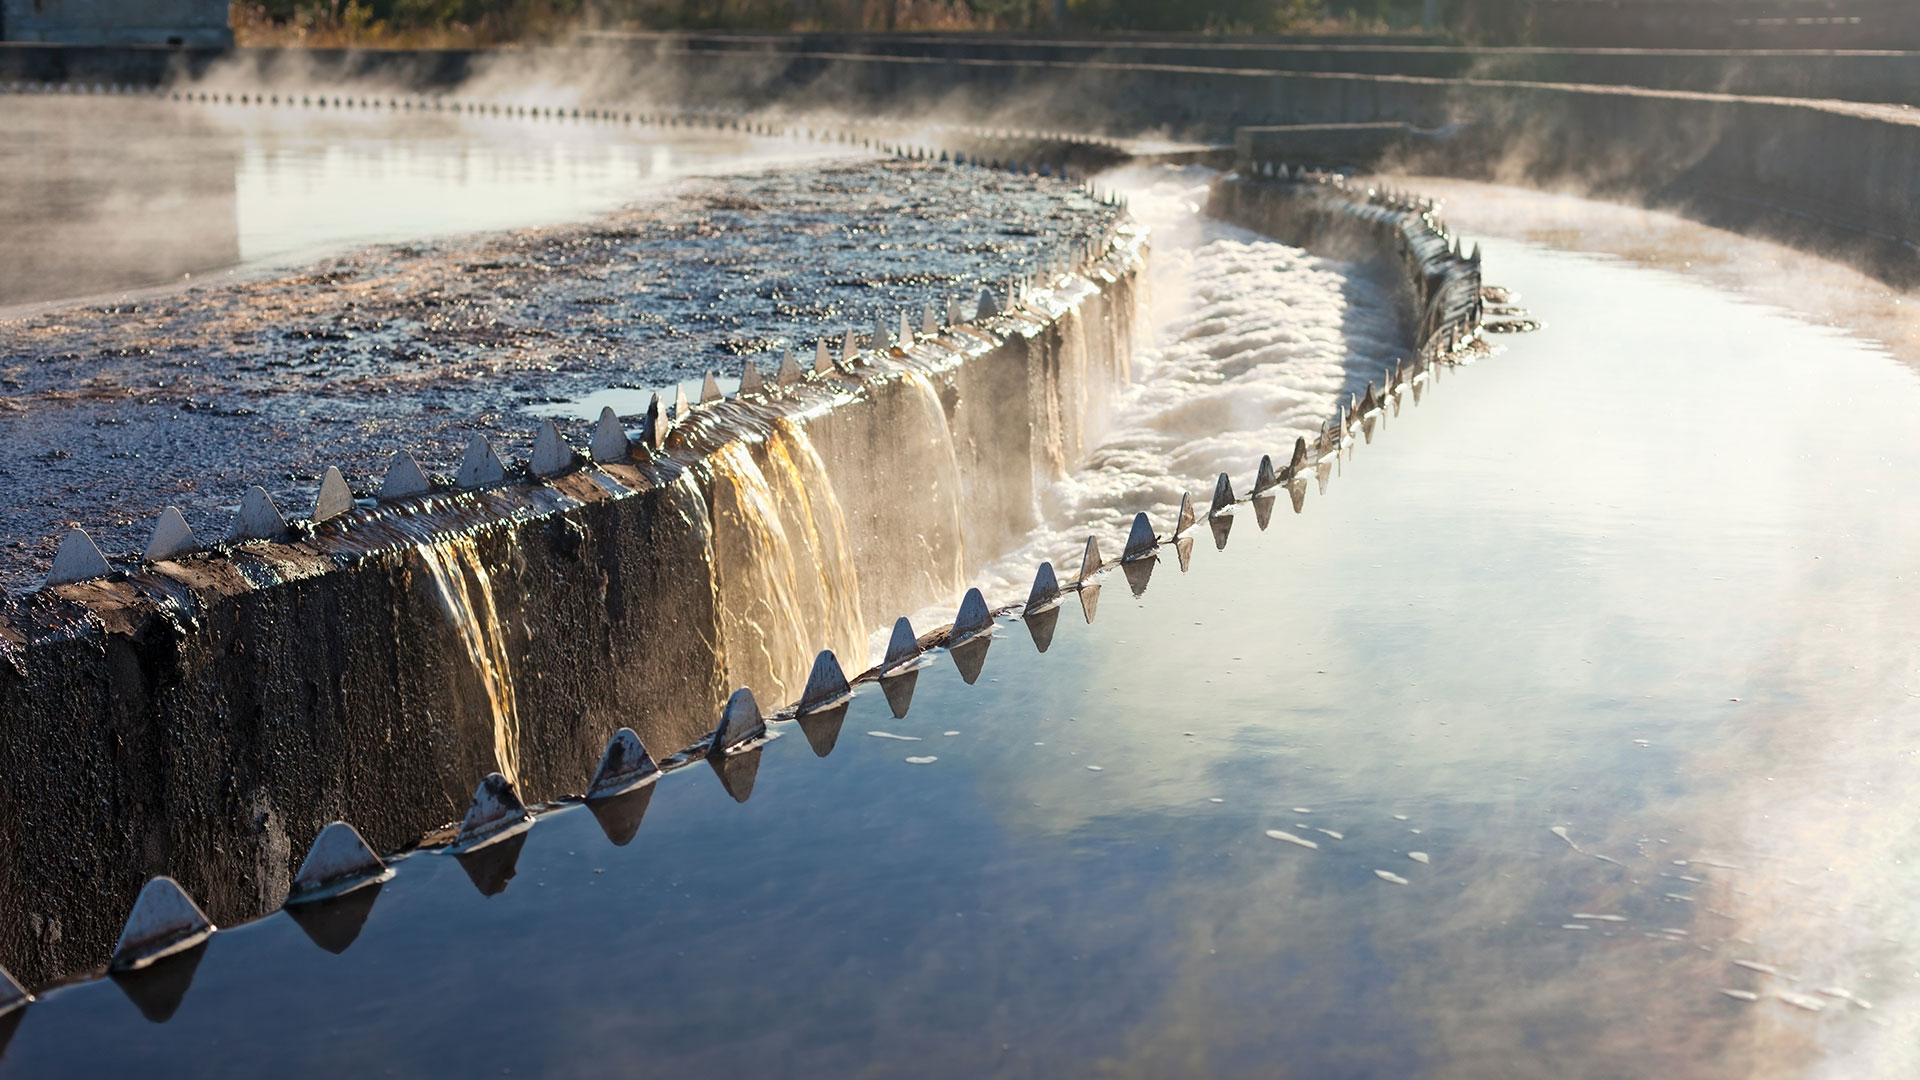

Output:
xmin=5 ymin=221 xmax=1919 ymax=1076
xmin=0 ymin=96 xmax=851 ymax=308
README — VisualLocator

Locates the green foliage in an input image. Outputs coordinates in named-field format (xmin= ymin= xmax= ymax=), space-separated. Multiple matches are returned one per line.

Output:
xmin=235 ymin=0 xmax=1441 ymax=40
xmin=1072 ymin=0 xmax=1322 ymax=33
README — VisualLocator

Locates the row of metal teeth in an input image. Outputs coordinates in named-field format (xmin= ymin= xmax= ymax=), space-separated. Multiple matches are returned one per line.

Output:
xmin=36 ymin=224 xmax=1135 ymax=591
xmin=1249 ymin=158 xmax=1486 ymax=263
xmin=0 ymin=325 xmax=1461 ymax=1012
xmin=2 ymin=79 xmax=1129 ymax=184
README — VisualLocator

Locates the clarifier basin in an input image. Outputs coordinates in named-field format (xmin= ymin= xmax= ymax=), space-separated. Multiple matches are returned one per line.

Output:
xmin=2 ymin=79 xmax=1919 ymax=1080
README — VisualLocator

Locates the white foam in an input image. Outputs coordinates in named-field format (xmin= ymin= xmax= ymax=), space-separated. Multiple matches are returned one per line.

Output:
xmin=902 ymin=165 xmax=1407 ymax=630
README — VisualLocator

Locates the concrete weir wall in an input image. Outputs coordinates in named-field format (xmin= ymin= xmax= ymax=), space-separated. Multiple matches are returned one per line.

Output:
xmin=0 ymin=232 xmax=1141 ymax=990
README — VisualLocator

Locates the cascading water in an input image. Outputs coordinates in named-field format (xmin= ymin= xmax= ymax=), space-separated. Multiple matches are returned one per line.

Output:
xmin=707 ymin=422 xmax=873 ymax=703
xmin=708 ymin=441 xmax=814 ymax=706
xmin=762 ymin=418 xmax=869 ymax=665
xmin=900 ymin=369 xmax=971 ymax=595
xmin=941 ymin=164 xmax=1411 ymax=608
xmin=415 ymin=537 xmax=523 ymax=786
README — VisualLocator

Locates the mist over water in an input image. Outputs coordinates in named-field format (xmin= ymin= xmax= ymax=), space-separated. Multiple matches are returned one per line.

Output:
xmin=0 ymin=95 xmax=855 ymax=309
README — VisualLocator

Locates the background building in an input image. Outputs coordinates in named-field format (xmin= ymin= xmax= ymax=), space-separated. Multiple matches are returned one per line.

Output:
xmin=1 ymin=0 xmax=233 ymax=48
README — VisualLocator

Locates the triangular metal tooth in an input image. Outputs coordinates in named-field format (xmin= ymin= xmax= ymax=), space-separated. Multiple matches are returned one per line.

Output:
xmin=739 ymin=358 xmax=764 ymax=396
xmin=777 ymin=350 xmax=801 ymax=386
xmin=110 ymin=876 xmax=215 ymax=972
xmin=637 ymin=393 xmax=665 ymax=451
xmin=1077 ymin=535 xmax=1103 ymax=583
xmin=922 ymin=304 xmax=937 ymax=334
xmin=1174 ymin=492 xmax=1197 ymax=537
xmin=1208 ymin=472 xmax=1235 ymax=518
xmin=455 ymin=433 xmax=507 ymax=489
xmin=145 ymin=506 xmax=200 ymax=562
xmin=883 ymin=616 xmax=920 ymax=671
xmin=710 ymin=687 xmax=766 ymax=754
xmin=313 ymin=466 xmax=355 ymax=522
xmin=841 ymin=329 xmax=856 ymax=363
xmin=1290 ymin=436 xmax=1309 ymax=476
xmin=798 ymin=649 xmax=853 ymax=714
xmin=454 ymin=773 xmax=532 ymax=851
xmin=814 ymin=340 xmax=832 ymax=374
xmin=976 ymin=286 xmax=999 ymax=319
xmin=0 ymin=963 xmax=30 ymax=1015
xmin=951 ymin=587 xmax=992 ymax=643
xmin=1122 ymin=512 xmax=1156 ymax=562
xmin=591 ymin=406 xmax=629 ymax=463
xmin=700 ymin=371 xmax=723 ymax=405
xmin=228 ymin=485 xmax=288 ymax=542
xmin=1026 ymin=560 xmax=1061 ymax=611
xmin=1470 ymin=242 xmax=1483 ymax=264
xmin=588 ymin=727 xmax=658 ymax=800
xmin=531 ymin=420 xmax=572 ymax=477
xmin=673 ymin=383 xmax=691 ymax=422
xmin=947 ymin=295 xmax=963 ymax=325
xmin=874 ymin=313 xmax=891 ymax=353
xmin=379 ymin=450 xmax=432 ymax=499
xmin=1254 ymin=454 xmax=1278 ymax=494
xmin=287 ymin=821 xmax=390 ymax=904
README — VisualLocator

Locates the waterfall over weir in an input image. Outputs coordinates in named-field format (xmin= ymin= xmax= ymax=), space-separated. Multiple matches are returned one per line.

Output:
xmin=414 ymin=537 xmax=523 ymax=788
xmin=705 ymin=422 xmax=869 ymax=708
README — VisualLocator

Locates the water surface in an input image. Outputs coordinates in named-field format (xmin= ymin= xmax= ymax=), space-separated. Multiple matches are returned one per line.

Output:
xmin=0 ymin=94 xmax=851 ymax=309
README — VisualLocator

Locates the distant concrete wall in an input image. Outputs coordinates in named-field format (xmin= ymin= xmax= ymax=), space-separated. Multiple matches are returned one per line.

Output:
xmin=1 ymin=0 xmax=231 ymax=48
xmin=586 ymin=30 xmax=1920 ymax=107
xmin=1478 ymin=0 xmax=1920 ymax=51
